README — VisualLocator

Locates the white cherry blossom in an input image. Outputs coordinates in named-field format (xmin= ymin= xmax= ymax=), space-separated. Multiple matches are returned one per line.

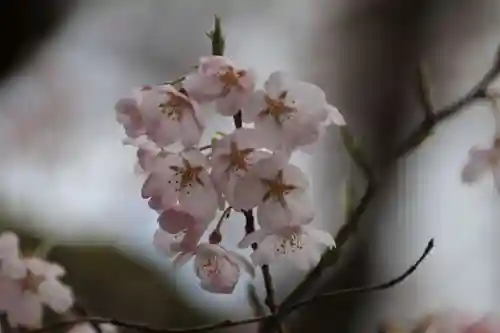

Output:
xmin=232 ymin=153 xmax=314 ymax=228
xmin=461 ymin=137 xmax=500 ymax=191
xmin=0 ymin=232 xmax=26 ymax=279
xmin=183 ymin=56 xmax=255 ymax=116
xmin=115 ymin=95 xmax=146 ymax=139
xmin=193 ymin=243 xmax=253 ymax=294
xmin=156 ymin=207 xmax=210 ymax=253
xmin=239 ymin=224 xmax=335 ymax=271
xmin=141 ymin=149 xmax=219 ymax=220
xmin=243 ymin=71 xmax=345 ymax=152
xmin=4 ymin=257 xmax=74 ymax=328
xmin=139 ymin=84 xmax=205 ymax=148
xmin=210 ymin=128 xmax=271 ymax=207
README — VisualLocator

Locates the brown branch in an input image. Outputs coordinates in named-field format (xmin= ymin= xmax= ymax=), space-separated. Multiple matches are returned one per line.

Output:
xmin=30 ymin=239 xmax=433 ymax=333
xmin=279 ymin=49 xmax=500 ymax=311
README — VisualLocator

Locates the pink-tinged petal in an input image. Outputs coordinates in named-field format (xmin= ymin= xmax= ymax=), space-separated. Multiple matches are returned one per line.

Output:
xmin=292 ymin=246 xmax=322 ymax=271
xmin=158 ymin=208 xmax=197 ymax=234
xmin=233 ymin=128 xmax=265 ymax=150
xmin=147 ymin=195 xmax=163 ymax=212
xmin=136 ymin=147 xmax=162 ymax=173
xmin=0 ymin=278 xmax=22 ymax=311
xmin=216 ymin=90 xmax=245 ymax=116
xmin=239 ymin=68 xmax=256 ymax=91
xmin=180 ymin=112 xmax=204 ymax=148
xmin=199 ymin=279 xmax=236 ymax=294
xmin=288 ymin=81 xmax=326 ymax=111
xmin=2 ymin=257 xmax=27 ymax=279
xmin=249 ymin=235 xmax=279 ymax=266
xmin=232 ymin=173 xmax=266 ymax=210
xmin=0 ymin=231 xmax=19 ymax=258
xmin=8 ymin=291 xmax=43 ymax=328
xmin=24 ymin=258 xmax=65 ymax=279
xmin=182 ymin=73 xmax=222 ymax=103
xmin=115 ymin=98 xmax=145 ymax=138
xmin=325 ymin=104 xmax=346 ymax=126
xmin=303 ymin=225 xmax=335 ymax=248
xmin=194 ymin=244 xmax=241 ymax=294
xmin=146 ymin=117 xmax=181 ymax=148
xmin=243 ymin=90 xmax=266 ymax=123
xmin=199 ymin=56 xmax=235 ymax=75
xmin=181 ymin=148 xmax=208 ymax=167
xmin=264 ymin=71 xmax=290 ymax=98
xmin=153 ymin=229 xmax=181 ymax=258
xmin=238 ymin=228 xmax=270 ymax=249
xmin=179 ymin=223 xmax=207 ymax=253
xmin=252 ymin=152 xmax=289 ymax=179
xmin=179 ymin=174 xmax=218 ymax=221
xmin=282 ymin=164 xmax=309 ymax=190
xmin=254 ymin=116 xmax=283 ymax=150
xmin=141 ymin=174 xmax=160 ymax=199
xmin=461 ymin=148 xmax=492 ymax=183
xmin=38 ymin=279 xmax=74 ymax=313
xmin=258 ymin=200 xmax=292 ymax=230
xmin=284 ymin=190 xmax=314 ymax=225
xmin=199 ymin=262 xmax=240 ymax=295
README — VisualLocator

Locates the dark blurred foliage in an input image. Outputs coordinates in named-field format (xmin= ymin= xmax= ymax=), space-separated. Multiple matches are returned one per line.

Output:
xmin=0 ymin=0 xmax=75 ymax=81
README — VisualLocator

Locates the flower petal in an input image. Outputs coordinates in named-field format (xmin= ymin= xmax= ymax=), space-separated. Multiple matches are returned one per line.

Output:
xmin=231 ymin=173 xmax=266 ymax=210
xmin=158 ymin=208 xmax=197 ymax=234
xmin=8 ymin=291 xmax=43 ymax=328
xmin=38 ymin=279 xmax=74 ymax=313
xmin=462 ymin=147 xmax=492 ymax=184
xmin=238 ymin=228 xmax=270 ymax=249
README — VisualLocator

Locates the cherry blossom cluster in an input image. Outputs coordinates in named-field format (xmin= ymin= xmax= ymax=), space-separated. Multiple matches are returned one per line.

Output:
xmin=0 ymin=231 xmax=117 ymax=332
xmin=115 ymin=55 xmax=346 ymax=294
xmin=0 ymin=231 xmax=73 ymax=328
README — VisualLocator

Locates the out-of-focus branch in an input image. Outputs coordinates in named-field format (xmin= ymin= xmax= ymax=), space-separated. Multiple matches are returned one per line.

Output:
xmin=30 ymin=239 xmax=434 ymax=333
xmin=279 ymin=47 xmax=500 ymax=311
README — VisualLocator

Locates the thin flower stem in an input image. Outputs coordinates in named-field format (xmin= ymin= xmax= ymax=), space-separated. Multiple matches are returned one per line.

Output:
xmin=209 ymin=16 xmax=282 ymax=331
xmin=199 ymin=144 xmax=212 ymax=151
xmin=163 ymin=76 xmax=186 ymax=87
xmin=279 ymin=49 xmax=500 ymax=311
xmin=30 ymin=239 xmax=433 ymax=333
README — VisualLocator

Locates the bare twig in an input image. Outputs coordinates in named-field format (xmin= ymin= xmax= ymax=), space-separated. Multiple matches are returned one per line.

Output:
xmin=279 ymin=50 xmax=500 ymax=311
xmin=31 ymin=239 xmax=433 ymax=333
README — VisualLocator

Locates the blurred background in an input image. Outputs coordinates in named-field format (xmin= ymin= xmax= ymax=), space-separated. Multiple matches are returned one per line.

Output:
xmin=2 ymin=0 xmax=500 ymax=332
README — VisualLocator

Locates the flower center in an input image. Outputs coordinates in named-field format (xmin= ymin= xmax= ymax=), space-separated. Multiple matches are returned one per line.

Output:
xmin=169 ymin=159 xmax=205 ymax=191
xmin=261 ymin=170 xmax=297 ymax=206
xmin=201 ymin=256 xmax=220 ymax=278
xmin=19 ymin=271 xmax=43 ymax=292
xmin=276 ymin=232 xmax=303 ymax=254
xmin=218 ymin=66 xmax=246 ymax=96
xmin=260 ymin=91 xmax=296 ymax=126
xmin=222 ymin=141 xmax=254 ymax=173
xmin=159 ymin=91 xmax=192 ymax=121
